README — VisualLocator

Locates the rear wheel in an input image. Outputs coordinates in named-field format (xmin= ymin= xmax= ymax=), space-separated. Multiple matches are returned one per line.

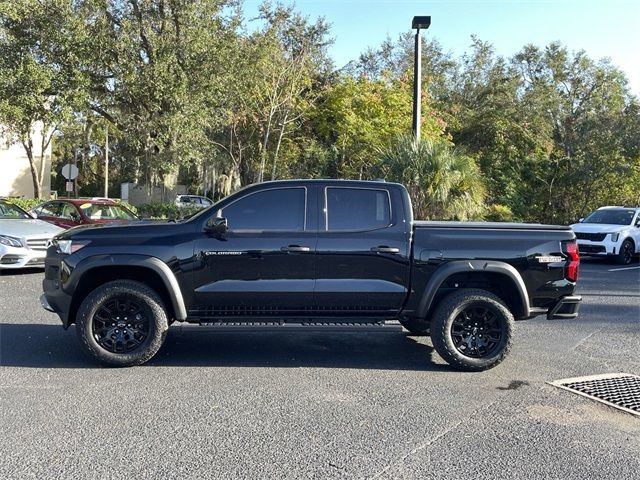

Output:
xmin=75 ymin=280 xmax=168 ymax=367
xmin=430 ymin=289 xmax=514 ymax=371
xmin=615 ymin=239 xmax=635 ymax=265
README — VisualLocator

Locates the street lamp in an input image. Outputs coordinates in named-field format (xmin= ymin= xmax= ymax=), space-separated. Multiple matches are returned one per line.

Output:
xmin=412 ymin=16 xmax=431 ymax=141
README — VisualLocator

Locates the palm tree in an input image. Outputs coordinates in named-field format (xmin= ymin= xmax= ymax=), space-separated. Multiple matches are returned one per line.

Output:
xmin=379 ymin=136 xmax=486 ymax=220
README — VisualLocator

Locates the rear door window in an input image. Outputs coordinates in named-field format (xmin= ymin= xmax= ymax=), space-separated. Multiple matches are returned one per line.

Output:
xmin=60 ymin=203 xmax=80 ymax=220
xmin=221 ymin=188 xmax=306 ymax=232
xmin=325 ymin=188 xmax=391 ymax=231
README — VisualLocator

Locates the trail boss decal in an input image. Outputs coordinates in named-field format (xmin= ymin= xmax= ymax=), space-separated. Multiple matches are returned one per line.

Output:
xmin=535 ymin=255 xmax=564 ymax=263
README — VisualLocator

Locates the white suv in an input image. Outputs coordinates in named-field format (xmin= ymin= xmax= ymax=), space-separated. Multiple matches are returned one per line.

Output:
xmin=175 ymin=195 xmax=213 ymax=209
xmin=571 ymin=206 xmax=640 ymax=265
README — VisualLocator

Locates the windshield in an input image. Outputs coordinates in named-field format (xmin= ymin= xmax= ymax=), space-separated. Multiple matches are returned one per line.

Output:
xmin=80 ymin=203 xmax=138 ymax=220
xmin=0 ymin=201 xmax=30 ymax=219
xmin=583 ymin=209 xmax=635 ymax=225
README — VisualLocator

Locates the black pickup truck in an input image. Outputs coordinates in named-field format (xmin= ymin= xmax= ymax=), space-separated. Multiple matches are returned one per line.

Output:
xmin=41 ymin=180 xmax=581 ymax=370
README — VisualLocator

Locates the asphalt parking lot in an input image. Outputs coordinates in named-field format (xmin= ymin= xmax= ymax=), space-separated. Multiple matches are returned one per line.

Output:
xmin=1 ymin=259 xmax=638 ymax=479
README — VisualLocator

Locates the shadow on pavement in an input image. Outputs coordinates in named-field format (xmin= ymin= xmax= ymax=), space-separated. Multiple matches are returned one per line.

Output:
xmin=0 ymin=323 xmax=447 ymax=372
xmin=0 ymin=268 xmax=45 ymax=277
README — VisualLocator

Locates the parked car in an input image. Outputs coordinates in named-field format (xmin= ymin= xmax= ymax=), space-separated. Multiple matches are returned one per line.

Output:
xmin=0 ymin=200 xmax=63 ymax=269
xmin=175 ymin=194 xmax=213 ymax=209
xmin=571 ymin=206 xmax=640 ymax=265
xmin=42 ymin=180 xmax=582 ymax=370
xmin=31 ymin=199 xmax=139 ymax=229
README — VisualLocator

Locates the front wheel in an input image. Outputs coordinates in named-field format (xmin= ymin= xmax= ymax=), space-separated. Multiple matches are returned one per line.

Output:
xmin=616 ymin=239 xmax=635 ymax=265
xmin=430 ymin=289 xmax=514 ymax=371
xmin=75 ymin=280 xmax=169 ymax=367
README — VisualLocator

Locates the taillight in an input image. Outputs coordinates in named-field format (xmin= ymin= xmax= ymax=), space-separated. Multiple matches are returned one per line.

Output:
xmin=563 ymin=241 xmax=580 ymax=282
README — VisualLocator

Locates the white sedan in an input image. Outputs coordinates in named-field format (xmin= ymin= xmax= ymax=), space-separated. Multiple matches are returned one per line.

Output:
xmin=0 ymin=200 xmax=63 ymax=269
xmin=174 ymin=194 xmax=213 ymax=209
xmin=571 ymin=206 xmax=640 ymax=265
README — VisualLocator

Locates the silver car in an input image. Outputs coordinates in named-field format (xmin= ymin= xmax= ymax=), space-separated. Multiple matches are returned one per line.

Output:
xmin=175 ymin=194 xmax=213 ymax=209
xmin=0 ymin=200 xmax=64 ymax=269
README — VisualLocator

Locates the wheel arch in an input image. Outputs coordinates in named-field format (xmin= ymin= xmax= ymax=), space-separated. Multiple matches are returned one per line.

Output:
xmin=66 ymin=255 xmax=187 ymax=327
xmin=416 ymin=260 xmax=530 ymax=320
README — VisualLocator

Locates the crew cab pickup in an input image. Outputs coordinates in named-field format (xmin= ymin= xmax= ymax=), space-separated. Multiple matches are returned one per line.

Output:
xmin=41 ymin=180 xmax=581 ymax=370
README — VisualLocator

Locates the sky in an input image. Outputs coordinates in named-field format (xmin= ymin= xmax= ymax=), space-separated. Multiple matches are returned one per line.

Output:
xmin=243 ymin=0 xmax=640 ymax=95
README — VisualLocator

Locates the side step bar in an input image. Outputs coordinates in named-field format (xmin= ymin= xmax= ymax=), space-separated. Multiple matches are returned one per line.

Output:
xmin=195 ymin=320 xmax=403 ymax=333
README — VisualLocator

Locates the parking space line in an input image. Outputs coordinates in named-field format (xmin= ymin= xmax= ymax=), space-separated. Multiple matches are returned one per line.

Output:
xmin=607 ymin=266 xmax=640 ymax=272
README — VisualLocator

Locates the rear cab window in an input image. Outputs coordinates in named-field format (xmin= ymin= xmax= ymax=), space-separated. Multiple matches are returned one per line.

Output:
xmin=325 ymin=187 xmax=391 ymax=231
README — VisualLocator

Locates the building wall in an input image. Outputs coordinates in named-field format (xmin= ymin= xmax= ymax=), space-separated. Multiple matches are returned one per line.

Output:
xmin=0 ymin=124 xmax=52 ymax=199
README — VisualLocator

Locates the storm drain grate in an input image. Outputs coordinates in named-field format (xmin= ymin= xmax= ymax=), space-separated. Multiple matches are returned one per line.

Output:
xmin=549 ymin=373 xmax=640 ymax=417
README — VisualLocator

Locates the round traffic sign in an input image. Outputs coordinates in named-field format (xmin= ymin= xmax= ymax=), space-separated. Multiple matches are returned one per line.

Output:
xmin=61 ymin=163 xmax=79 ymax=180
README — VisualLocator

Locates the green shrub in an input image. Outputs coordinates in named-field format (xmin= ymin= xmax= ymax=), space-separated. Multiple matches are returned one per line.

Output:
xmin=136 ymin=202 xmax=202 ymax=220
xmin=4 ymin=198 xmax=45 ymax=211
xmin=485 ymin=204 xmax=515 ymax=222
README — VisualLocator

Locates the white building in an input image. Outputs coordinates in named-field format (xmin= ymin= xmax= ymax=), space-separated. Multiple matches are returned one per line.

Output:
xmin=0 ymin=124 xmax=52 ymax=198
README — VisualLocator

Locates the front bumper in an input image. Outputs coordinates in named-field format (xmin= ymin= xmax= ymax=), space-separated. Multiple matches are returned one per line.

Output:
xmin=577 ymin=238 xmax=617 ymax=256
xmin=41 ymin=249 xmax=73 ymax=327
xmin=0 ymin=245 xmax=46 ymax=269
xmin=40 ymin=293 xmax=55 ymax=312
xmin=547 ymin=295 xmax=582 ymax=320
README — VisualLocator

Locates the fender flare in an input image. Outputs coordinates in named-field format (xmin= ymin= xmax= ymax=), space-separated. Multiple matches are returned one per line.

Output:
xmin=415 ymin=260 xmax=530 ymax=319
xmin=66 ymin=254 xmax=187 ymax=320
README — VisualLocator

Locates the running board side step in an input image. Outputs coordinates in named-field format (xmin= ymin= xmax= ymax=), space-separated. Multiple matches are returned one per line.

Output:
xmin=196 ymin=320 xmax=403 ymax=333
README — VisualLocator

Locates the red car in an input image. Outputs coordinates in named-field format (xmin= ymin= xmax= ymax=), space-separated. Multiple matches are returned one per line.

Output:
xmin=31 ymin=199 xmax=139 ymax=229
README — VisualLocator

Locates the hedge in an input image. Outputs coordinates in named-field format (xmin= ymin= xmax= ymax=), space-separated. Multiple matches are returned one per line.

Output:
xmin=135 ymin=203 xmax=203 ymax=220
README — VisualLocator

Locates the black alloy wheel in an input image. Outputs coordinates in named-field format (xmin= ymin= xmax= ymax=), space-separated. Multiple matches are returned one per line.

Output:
xmin=450 ymin=305 xmax=504 ymax=358
xmin=617 ymin=239 xmax=634 ymax=265
xmin=92 ymin=296 xmax=150 ymax=354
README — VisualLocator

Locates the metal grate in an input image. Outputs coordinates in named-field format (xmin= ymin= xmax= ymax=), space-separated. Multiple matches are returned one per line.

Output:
xmin=26 ymin=238 xmax=49 ymax=251
xmin=549 ymin=373 xmax=640 ymax=417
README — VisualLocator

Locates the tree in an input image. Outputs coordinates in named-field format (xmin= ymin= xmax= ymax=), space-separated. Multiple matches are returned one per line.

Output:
xmin=512 ymin=42 xmax=636 ymax=222
xmin=311 ymin=73 xmax=446 ymax=179
xmin=211 ymin=1 xmax=332 ymax=186
xmin=379 ymin=136 xmax=486 ymax=220
xmin=0 ymin=0 xmax=80 ymax=197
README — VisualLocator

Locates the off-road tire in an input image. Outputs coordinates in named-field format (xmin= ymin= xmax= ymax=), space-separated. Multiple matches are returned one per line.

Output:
xmin=399 ymin=317 xmax=431 ymax=336
xmin=75 ymin=280 xmax=168 ymax=367
xmin=615 ymin=238 xmax=635 ymax=265
xmin=430 ymin=288 xmax=514 ymax=371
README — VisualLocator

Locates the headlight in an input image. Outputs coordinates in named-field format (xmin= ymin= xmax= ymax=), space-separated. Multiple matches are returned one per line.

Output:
xmin=0 ymin=235 xmax=23 ymax=248
xmin=55 ymin=239 xmax=91 ymax=254
xmin=609 ymin=233 xmax=620 ymax=242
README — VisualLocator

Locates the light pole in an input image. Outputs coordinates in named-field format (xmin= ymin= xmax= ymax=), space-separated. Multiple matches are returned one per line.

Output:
xmin=412 ymin=16 xmax=431 ymax=141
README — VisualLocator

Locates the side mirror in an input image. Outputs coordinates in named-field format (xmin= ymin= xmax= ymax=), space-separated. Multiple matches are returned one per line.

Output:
xmin=30 ymin=211 xmax=38 ymax=219
xmin=205 ymin=216 xmax=228 ymax=236
xmin=578 ymin=218 xmax=583 ymax=223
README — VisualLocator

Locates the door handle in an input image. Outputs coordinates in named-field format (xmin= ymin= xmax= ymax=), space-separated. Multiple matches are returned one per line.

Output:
xmin=371 ymin=246 xmax=400 ymax=254
xmin=281 ymin=245 xmax=311 ymax=253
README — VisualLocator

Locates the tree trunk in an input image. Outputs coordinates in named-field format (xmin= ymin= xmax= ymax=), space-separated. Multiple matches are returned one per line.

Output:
xmin=258 ymin=108 xmax=275 ymax=183
xmin=22 ymin=138 xmax=41 ymax=198
xmin=271 ymin=114 xmax=288 ymax=180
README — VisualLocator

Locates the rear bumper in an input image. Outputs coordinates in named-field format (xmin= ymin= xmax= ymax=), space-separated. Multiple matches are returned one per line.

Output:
xmin=547 ymin=295 xmax=582 ymax=320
